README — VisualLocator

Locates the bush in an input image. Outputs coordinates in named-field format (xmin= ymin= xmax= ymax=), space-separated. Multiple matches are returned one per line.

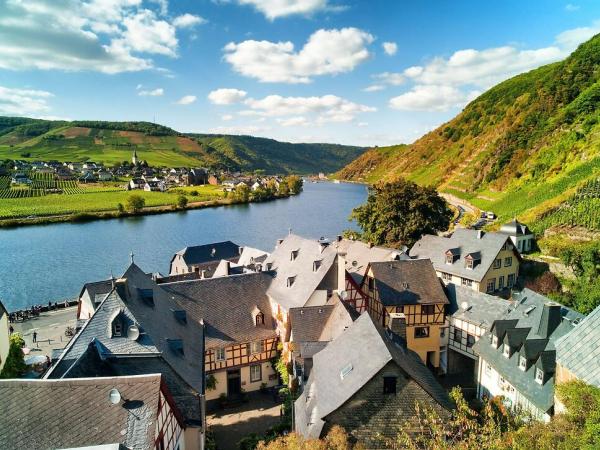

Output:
xmin=176 ymin=194 xmax=188 ymax=209
xmin=0 ymin=333 xmax=27 ymax=378
xmin=126 ymin=194 xmax=145 ymax=213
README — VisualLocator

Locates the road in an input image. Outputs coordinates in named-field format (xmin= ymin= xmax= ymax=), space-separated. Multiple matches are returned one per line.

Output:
xmin=12 ymin=306 xmax=77 ymax=357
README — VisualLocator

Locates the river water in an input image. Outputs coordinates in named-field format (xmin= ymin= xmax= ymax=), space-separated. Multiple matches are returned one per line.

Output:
xmin=0 ymin=181 xmax=367 ymax=311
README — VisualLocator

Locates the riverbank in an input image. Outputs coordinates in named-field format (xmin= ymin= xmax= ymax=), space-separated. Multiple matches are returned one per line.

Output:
xmin=0 ymin=191 xmax=293 ymax=228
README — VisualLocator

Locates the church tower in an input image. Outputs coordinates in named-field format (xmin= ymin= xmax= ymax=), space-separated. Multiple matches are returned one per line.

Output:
xmin=132 ymin=148 xmax=138 ymax=166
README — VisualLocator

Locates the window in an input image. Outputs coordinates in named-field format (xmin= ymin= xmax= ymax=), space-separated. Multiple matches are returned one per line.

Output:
xmin=498 ymin=276 xmax=505 ymax=289
xmin=485 ymin=363 xmax=492 ymax=376
xmin=453 ymin=329 xmax=462 ymax=343
xmin=507 ymin=274 xmax=515 ymax=288
xmin=445 ymin=255 xmax=454 ymax=264
xmin=287 ymin=276 xmax=296 ymax=287
xmin=113 ymin=321 xmax=122 ymax=337
xmin=383 ymin=376 xmax=397 ymax=394
xmin=415 ymin=327 xmax=430 ymax=338
xmin=250 ymin=364 xmax=262 ymax=382
xmin=367 ymin=277 xmax=374 ymax=291
xmin=492 ymin=335 xmax=498 ymax=348
xmin=466 ymin=259 xmax=474 ymax=270
xmin=395 ymin=306 xmax=404 ymax=314
xmin=504 ymin=257 xmax=513 ymax=267
xmin=461 ymin=278 xmax=473 ymax=287
xmin=251 ymin=341 xmax=264 ymax=354
xmin=503 ymin=344 xmax=511 ymax=358
xmin=216 ymin=348 xmax=226 ymax=361
xmin=313 ymin=260 xmax=322 ymax=272
xmin=535 ymin=368 xmax=544 ymax=384
xmin=255 ymin=313 xmax=265 ymax=326
xmin=493 ymin=258 xmax=501 ymax=269
xmin=442 ymin=272 xmax=452 ymax=282
xmin=519 ymin=356 xmax=527 ymax=371
xmin=290 ymin=250 xmax=299 ymax=261
xmin=466 ymin=334 xmax=476 ymax=348
xmin=422 ymin=305 xmax=435 ymax=315
xmin=486 ymin=279 xmax=496 ymax=293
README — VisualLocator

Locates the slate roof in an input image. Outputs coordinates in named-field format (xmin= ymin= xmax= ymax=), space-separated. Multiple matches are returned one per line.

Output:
xmin=265 ymin=234 xmax=338 ymax=310
xmin=368 ymin=259 xmax=449 ymax=306
xmin=500 ymin=219 xmax=533 ymax=237
xmin=555 ymin=304 xmax=600 ymax=387
xmin=161 ymin=271 xmax=277 ymax=350
xmin=333 ymin=239 xmax=409 ymax=283
xmin=237 ymin=246 xmax=270 ymax=267
xmin=446 ymin=284 xmax=513 ymax=328
xmin=409 ymin=229 xmax=517 ymax=282
xmin=47 ymin=263 xmax=205 ymax=397
xmin=295 ymin=313 xmax=452 ymax=440
xmin=78 ymin=279 xmax=113 ymax=302
xmin=473 ymin=289 xmax=583 ymax=413
xmin=0 ymin=374 xmax=162 ymax=450
xmin=172 ymin=241 xmax=241 ymax=267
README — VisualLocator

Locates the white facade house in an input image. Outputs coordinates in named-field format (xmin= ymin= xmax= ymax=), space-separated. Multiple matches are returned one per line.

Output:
xmin=500 ymin=219 xmax=535 ymax=253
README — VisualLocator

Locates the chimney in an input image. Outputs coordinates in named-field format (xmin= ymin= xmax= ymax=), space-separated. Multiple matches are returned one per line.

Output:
xmin=538 ymin=302 xmax=562 ymax=338
xmin=387 ymin=313 xmax=407 ymax=340
xmin=114 ymin=278 xmax=129 ymax=300
xmin=477 ymin=230 xmax=485 ymax=239
xmin=225 ymin=261 xmax=231 ymax=275
xmin=238 ymin=246 xmax=244 ymax=255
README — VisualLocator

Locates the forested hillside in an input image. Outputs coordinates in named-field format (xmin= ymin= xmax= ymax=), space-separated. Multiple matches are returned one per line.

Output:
xmin=337 ymin=34 xmax=600 ymax=232
xmin=0 ymin=117 xmax=365 ymax=174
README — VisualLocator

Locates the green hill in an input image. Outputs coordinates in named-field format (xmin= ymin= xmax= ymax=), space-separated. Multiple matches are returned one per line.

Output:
xmin=0 ymin=117 xmax=365 ymax=174
xmin=337 ymin=34 xmax=600 ymax=233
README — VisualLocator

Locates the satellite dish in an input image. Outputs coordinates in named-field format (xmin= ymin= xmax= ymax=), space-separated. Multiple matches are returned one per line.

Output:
xmin=127 ymin=325 xmax=140 ymax=341
xmin=461 ymin=301 xmax=469 ymax=310
xmin=339 ymin=290 xmax=348 ymax=300
xmin=351 ymin=261 xmax=358 ymax=267
xmin=109 ymin=388 xmax=121 ymax=405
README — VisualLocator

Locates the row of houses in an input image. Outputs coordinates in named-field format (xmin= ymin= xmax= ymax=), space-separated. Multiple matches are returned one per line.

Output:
xmin=0 ymin=220 xmax=596 ymax=449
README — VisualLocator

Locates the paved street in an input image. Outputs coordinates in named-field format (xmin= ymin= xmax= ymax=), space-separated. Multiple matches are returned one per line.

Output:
xmin=12 ymin=306 xmax=77 ymax=357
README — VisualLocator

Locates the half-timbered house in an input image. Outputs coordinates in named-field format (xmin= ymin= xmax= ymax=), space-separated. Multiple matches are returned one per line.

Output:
xmin=161 ymin=272 xmax=280 ymax=406
xmin=361 ymin=259 xmax=449 ymax=370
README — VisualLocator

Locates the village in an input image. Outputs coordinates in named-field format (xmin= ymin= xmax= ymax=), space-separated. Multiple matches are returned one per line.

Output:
xmin=1 ymin=214 xmax=598 ymax=450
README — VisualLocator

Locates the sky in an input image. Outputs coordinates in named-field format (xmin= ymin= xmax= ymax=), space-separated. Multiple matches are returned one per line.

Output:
xmin=1 ymin=0 xmax=600 ymax=146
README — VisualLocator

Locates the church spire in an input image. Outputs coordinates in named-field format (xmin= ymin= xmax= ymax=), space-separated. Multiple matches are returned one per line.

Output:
xmin=132 ymin=148 xmax=138 ymax=166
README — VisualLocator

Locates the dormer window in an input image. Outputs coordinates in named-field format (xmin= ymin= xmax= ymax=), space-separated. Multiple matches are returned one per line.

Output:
xmin=492 ymin=335 xmax=498 ymax=348
xmin=173 ymin=310 xmax=187 ymax=324
xmin=255 ymin=312 xmax=264 ymax=326
xmin=287 ymin=276 xmax=296 ymax=287
xmin=113 ymin=321 xmax=122 ymax=337
xmin=266 ymin=263 xmax=273 ymax=271
xmin=138 ymin=288 xmax=154 ymax=307
xmin=167 ymin=339 xmax=184 ymax=357
xmin=503 ymin=344 xmax=511 ymax=358
xmin=446 ymin=255 xmax=453 ymax=264
xmin=313 ymin=260 xmax=322 ymax=272
xmin=383 ymin=376 xmax=397 ymax=394
xmin=519 ymin=355 xmax=527 ymax=371
xmin=535 ymin=367 xmax=544 ymax=384
xmin=290 ymin=250 xmax=299 ymax=261
xmin=466 ymin=259 xmax=474 ymax=270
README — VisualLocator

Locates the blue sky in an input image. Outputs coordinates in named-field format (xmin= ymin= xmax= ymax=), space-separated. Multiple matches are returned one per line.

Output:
xmin=1 ymin=0 xmax=600 ymax=146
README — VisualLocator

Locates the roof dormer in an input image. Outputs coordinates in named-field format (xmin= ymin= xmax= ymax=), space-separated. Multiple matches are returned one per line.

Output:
xmin=464 ymin=252 xmax=481 ymax=269
xmin=287 ymin=276 xmax=296 ymax=287
xmin=445 ymin=248 xmax=460 ymax=264
xmin=252 ymin=306 xmax=265 ymax=326
xmin=290 ymin=249 xmax=299 ymax=261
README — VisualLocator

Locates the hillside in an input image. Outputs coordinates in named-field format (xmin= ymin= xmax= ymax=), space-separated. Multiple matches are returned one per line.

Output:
xmin=0 ymin=117 xmax=365 ymax=174
xmin=337 ymin=34 xmax=600 ymax=232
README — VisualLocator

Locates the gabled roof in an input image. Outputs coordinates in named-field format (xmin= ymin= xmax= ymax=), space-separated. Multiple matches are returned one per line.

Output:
xmin=409 ymin=229 xmax=519 ymax=282
xmin=78 ymin=279 xmax=113 ymax=301
xmin=555 ymin=304 xmax=600 ymax=387
xmin=173 ymin=241 xmax=241 ymax=267
xmin=0 ymin=374 xmax=162 ymax=450
xmin=47 ymin=263 xmax=205 ymax=396
xmin=446 ymin=284 xmax=513 ymax=329
xmin=473 ymin=289 xmax=583 ymax=413
xmin=368 ymin=259 xmax=449 ymax=306
xmin=161 ymin=271 xmax=277 ymax=349
xmin=500 ymin=219 xmax=533 ymax=237
xmin=265 ymin=234 xmax=337 ymax=310
xmin=295 ymin=313 xmax=452 ymax=439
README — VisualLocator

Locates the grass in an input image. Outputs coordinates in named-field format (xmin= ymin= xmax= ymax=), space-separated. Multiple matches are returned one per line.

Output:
xmin=0 ymin=185 xmax=223 ymax=219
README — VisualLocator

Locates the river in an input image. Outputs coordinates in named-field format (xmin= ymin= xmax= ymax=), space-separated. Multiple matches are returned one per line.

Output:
xmin=0 ymin=181 xmax=367 ymax=311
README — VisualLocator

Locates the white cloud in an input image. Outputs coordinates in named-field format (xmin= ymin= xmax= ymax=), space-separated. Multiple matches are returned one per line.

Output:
xmin=223 ymin=27 xmax=373 ymax=83
xmin=374 ymin=72 xmax=404 ymax=86
xmin=363 ymin=85 xmax=384 ymax=92
xmin=242 ymin=94 xmax=375 ymax=123
xmin=565 ymin=3 xmax=580 ymax=12
xmin=232 ymin=0 xmax=329 ymax=20
xmin=208 ymin=125 xmax=271 ymax=136
xmin=277 ymin=116 xmax=310 ymax=127
xmin=221 ymin=114 xmax=234 ymax=121
xmin=382 ymin=41 xmax=397 ymax=56
xmin=0 ymin=85 xmax=54 ymax=116
xmin=555 ymin=24 xmax=600 ymax=49
xmin=138 ymin=87 xmax=164 ymax=96
xmin=173 ymin=13 xmax=206 ymax=28
xmin=357 ymin=122 xmax=368 ymax=127
xmin=0 ymin=0 xmax=198 ymax=73
xmin=389 ymin=85 xmax=480 ymax=112
xmin=175 ymin=95 xmax=197 ymax=105
xmin=208 ymin=88 xmax=248 ymax=105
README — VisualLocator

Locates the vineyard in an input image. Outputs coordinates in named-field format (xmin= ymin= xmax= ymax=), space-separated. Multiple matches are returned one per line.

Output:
xmin=0 ymin=172 xmax=121 ymax=199
xmin=535 ymin=178 xmax=600 ymax=231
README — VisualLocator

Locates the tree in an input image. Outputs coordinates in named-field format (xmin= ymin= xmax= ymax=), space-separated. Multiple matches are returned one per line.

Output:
xmin=285 ymin=175 xmax=303 ymax=195
xmin=524 ymin=271 xmax=561 ymax=295
xmin=278 ymin=180 xmax=290 ymax=196
xmin=350 ymin=179 xmax=452 ymax=248
xmin=0 ymin=333 xmax=27 ymax=378
xmin=233 ymin=184 xmax=251 ymax=202
xmin=117 ymin=203 xmax=125 ymax=214
xmin=126 ymin=194 xmax=146 ymax=213
xmin=176 ymin=194 xmax=188 ymax=209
